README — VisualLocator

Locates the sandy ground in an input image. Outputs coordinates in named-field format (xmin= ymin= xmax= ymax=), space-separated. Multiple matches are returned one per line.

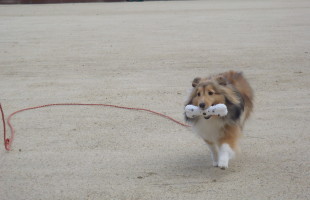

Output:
xmin=0 ymin=0 xmax=310 ymax=199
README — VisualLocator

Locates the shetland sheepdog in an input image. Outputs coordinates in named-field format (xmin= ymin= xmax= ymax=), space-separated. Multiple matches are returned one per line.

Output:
xmin=185 ymin=70 xmax=253 ymax=169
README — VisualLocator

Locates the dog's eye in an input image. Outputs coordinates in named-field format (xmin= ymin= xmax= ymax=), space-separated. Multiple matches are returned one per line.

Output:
xmin=208 ymin=91 xmax=214 ymax=95
xmin=197 ymin=92 xmax=201 ymax=96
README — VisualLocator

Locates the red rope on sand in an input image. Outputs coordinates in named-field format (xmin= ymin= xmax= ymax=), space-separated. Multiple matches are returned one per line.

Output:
xmin=1 ymin=103 xmax=190 ymax=151
xmin=0 ymin=104 xmax=10 ymax=151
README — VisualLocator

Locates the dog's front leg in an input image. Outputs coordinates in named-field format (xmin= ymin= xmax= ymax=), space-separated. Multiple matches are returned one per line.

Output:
xmin=204 ymin=140 xmax=219 ymax=167
xmin=218 ymin=143 xmax=235 ymax=169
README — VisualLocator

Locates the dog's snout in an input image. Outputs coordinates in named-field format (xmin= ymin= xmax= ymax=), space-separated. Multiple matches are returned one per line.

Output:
xmin=199 ymin=103 xmax=206 ymax=109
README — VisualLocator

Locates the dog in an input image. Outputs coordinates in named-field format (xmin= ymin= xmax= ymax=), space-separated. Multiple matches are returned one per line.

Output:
xmin=184 ymin=70 xmax=253 ymax=169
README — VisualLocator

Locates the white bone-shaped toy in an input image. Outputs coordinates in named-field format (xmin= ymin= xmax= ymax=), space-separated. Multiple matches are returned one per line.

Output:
xmin=185 ymin=104 xmax=228 ymax=118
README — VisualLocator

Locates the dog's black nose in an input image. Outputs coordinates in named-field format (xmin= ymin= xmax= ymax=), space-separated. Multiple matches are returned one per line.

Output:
xmin=199 ymin=103 xmax=205 ymax=109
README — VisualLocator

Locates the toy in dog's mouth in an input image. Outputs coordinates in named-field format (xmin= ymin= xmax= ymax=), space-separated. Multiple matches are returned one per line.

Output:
xmin=184 ymin=104 xmax=228 ymax=119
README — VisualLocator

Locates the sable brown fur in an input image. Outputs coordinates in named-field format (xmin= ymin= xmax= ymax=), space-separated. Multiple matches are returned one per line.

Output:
xmin=184 ymin=70 xmax=253 ymax=168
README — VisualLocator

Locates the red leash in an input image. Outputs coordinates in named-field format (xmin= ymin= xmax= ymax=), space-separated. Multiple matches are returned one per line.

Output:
xmin=1 ymin=103 xmax=190 ymax=151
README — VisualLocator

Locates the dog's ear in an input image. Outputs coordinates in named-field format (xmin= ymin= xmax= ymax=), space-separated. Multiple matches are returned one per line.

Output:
xmin=216 ymin=75 xmax=228 ymax=86
xmin=192 ymin=77 xmax=201 ymax=87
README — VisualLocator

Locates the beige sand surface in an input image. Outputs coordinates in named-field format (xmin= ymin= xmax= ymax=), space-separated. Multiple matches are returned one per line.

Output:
xmin=1 ymin=0 xmax=309 ymax=199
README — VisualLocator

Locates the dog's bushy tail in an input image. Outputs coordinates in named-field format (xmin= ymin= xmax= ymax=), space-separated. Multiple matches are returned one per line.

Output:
xmin=223 ymin=71 xmax=254 ymax=121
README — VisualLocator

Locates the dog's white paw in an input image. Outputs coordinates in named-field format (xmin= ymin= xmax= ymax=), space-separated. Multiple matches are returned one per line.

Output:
xmin=217 ymin=143 xmax=234 ymax=169
xmin=218 ymin=158 xmax=229 ymax=169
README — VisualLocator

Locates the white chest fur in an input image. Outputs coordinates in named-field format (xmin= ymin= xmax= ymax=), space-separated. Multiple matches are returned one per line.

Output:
xmin=193 ymin=117 xmax=225 ymax=144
